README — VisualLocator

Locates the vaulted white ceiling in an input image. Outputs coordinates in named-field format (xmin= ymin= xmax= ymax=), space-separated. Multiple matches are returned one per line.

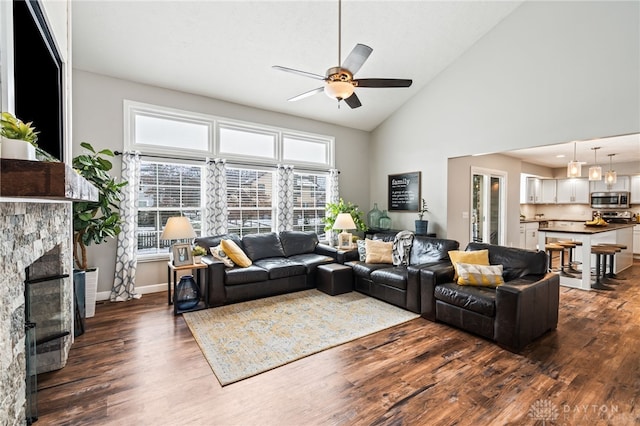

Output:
xmin=71 ymin=0 xmax=523 ymax=132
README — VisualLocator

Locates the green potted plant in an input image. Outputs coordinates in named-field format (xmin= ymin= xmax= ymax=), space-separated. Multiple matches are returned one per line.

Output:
xmin=73 ymin=142 xmax=128 ymax=317
xmin=0 ymin=111 xmax=39 ymax=160
xmin=322 ymin=198 xmax=367 ymax=245
xmin=192 ymin=245 xmax=207 ymax=264
xmin=415 ymin=198 xmax=429 ymax=235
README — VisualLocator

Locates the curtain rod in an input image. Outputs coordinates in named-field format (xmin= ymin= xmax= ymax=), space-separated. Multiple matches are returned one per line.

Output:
xmin=113 ymin=151 xmax=339 ymax=173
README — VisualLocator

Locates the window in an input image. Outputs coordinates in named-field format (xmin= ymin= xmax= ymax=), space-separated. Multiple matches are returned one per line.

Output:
xmin=135 ymin=114 xmax=209 ymax=152
xmin=219 ymin=125 xmax=277 ymax=160
xmin=292 ymin=172 xmax=327 ymax=238
xmin=226 ymin=167 xmax=274 ymax=237
xmin=137 ymin=162 xmax=203 ymax=256
xmin=283 ymin=135 xmax=331 ymax=166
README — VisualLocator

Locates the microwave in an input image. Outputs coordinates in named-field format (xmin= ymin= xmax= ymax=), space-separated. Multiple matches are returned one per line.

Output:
xmin=590 ymin=191 xmax=630 ymax=209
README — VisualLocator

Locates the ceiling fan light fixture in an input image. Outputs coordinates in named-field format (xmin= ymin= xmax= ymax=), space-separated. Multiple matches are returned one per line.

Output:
xmin=324 ymin=81 xmax=354 ymax=100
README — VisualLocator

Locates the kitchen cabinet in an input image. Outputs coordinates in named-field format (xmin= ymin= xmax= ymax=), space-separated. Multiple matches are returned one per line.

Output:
xmin=634 ymin=225 xmax=640 ymax=256
xmin=525 ymin=177 xmax=541 ymax=204
xmin=520 ymin=222 xmax=539 ymax=250
xmin=541 ymin=179 xmax=556 ymax=203
xmin=630 ymin=175 xmax=640 ymax=204
xmin=556 ymin=178 xmax=589 ymax=204
xmin=590 ymin=175 xmax=630 ymax=192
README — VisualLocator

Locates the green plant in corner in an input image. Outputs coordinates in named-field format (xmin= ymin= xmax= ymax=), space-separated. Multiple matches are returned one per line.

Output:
xmin=0 ymin=111 xmax=39 ymax=145
xmin=73 ymin=142 xmax=128 ymax=270
xmin=417 ymin=198 xmax=429 ymax=220
xmin=322 ymin=198 xmax=367 ymax=232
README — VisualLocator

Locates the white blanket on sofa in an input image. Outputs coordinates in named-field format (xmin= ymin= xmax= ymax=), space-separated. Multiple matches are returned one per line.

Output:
xmin=392 ymin=230 xmax=415 ymax=266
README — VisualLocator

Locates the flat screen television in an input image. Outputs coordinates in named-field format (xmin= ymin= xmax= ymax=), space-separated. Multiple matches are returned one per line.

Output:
xmin=13 ymin=0 xmax=64 ymax=161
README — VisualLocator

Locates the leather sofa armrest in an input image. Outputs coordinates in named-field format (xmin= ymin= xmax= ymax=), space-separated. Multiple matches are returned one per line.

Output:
xmin=494 ymin=272 xmax=560 ymax=352
xmin=315 ymin=243 xmax=341 ymax=262
xmin=419 ymin=262 xmax=455 ymax=319
xmin=202 ymin=256 xmax=226 ymax=307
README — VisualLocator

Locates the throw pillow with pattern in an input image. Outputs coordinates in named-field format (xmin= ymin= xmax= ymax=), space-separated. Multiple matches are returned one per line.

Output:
xmin=210 ymin=244 xmax=235 ymax=268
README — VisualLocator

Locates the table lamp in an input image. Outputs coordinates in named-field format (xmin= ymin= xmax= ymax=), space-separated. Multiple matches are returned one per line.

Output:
xmin=161 ymin=216 xmax=196 ymax=262
xmin=333 ymin=213 xmax=356 ymax=248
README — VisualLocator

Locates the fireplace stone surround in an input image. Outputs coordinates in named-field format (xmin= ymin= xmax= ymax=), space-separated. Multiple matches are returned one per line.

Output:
xmin=0 ymin=202 xmax=73 ymax=425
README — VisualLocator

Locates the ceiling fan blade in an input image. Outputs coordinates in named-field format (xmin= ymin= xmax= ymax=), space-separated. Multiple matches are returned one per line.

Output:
xmin=272 ymin=65 xmax=326 ymax=81
xmin=341 ymin=44 xmax=373 ymax=75
xmin=344 ymin=92 xmax=362 ymax=109
xmin=288 ymin=87 xmax=324 ymax=102
xmin=355 ymin=78 xmax=413 ymax=88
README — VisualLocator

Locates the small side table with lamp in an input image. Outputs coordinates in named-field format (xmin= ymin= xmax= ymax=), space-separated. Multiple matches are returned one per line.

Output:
xmin=161 ymin=216 xmax=207 ymax=314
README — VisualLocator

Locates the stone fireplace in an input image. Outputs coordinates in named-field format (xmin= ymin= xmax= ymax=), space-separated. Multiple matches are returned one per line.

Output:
xmin=0 ymin=202 xmax=73 ymax=424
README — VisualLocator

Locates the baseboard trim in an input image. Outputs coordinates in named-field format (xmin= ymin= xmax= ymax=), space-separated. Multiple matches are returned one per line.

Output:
xmin=96 ymin=283 xmax=167 ymax=301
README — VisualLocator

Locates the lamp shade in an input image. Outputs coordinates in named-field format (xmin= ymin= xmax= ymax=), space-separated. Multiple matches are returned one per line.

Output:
xmin=324 ymin=81 xmax=354 ymax=100
xmin=333 ymin=213 xmax=356 ymax=230
xmin=161 ymin=216 xmax=196 ymax=240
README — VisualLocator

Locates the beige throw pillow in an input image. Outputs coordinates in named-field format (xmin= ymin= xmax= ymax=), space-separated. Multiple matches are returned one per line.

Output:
xmin=364 ymin=239 xmax=393 ymax=264
xmin=210 ymin=244 xmax=235 ymax=267
xmin=220 ymin=239 xmax=252 ymax=267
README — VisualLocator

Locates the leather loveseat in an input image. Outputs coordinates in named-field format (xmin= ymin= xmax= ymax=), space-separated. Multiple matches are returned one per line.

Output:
xmin=421 ymin=242 xmax=560 ymax=352
xmin=346 ymin=234 xmax=460 ymax=314
xmin=195 ymin=231 xmax=341 ymax=307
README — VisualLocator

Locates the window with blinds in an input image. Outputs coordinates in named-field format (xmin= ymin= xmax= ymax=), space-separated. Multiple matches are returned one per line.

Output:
xmin=226 ymin=167 xmax=274 ymax=237
xmin=292 ymin=172 xmax=327 ymax=238
xmin=137 ymin=162 xmax=203 ymax=255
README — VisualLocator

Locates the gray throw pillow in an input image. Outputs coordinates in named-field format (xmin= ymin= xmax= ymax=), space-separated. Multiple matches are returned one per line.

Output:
xmin=356 ymin=239 xmax=367 ymax=262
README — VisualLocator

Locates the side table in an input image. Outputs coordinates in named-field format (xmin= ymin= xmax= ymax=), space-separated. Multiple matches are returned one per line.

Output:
xmin=167 ymin=262 xmax=208 ymax=315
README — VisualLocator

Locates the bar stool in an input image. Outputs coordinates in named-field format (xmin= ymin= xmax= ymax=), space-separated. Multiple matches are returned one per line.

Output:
xmin=557 ymin=240 xmax=582 ymax=273
xmin=545 ymin=243 xmax=563 ymax=273
xmin=555 ymin=241 xmax=577 ymax=276
xmin=590 ymin=245 xmax=617 ymax=290
xmin=594 ymin=243 xmax=627 ymax=280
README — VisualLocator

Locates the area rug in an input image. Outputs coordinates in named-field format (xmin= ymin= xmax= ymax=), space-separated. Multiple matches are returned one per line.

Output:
xmin=183 ymin=289 xmax=419 ymax=386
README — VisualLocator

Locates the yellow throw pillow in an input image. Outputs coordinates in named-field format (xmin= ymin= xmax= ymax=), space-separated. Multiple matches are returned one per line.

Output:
xmin=365 ymin=239 xmax=393 ymax=264
xmin=456 ymin=263 xmax=505 ymax=287
xmin=448 ymin=249 xmax=489 ymax=279
xmin=220 ymin=239 xmax=252 ymax=267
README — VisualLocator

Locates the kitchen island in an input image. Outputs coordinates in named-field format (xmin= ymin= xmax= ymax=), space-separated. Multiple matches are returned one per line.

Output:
xmin=538 ymin=222 xmax=635 ymax=290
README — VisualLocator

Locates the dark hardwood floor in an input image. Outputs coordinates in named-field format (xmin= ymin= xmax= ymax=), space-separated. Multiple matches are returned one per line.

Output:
xmin=38 ymin=262 xmax=640 ymax=425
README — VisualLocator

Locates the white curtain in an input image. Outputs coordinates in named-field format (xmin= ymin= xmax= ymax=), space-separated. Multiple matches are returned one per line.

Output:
xmin=111 ymin=152 xmax=141 ymax=302
xmin=276 ymin=164 xmax=294 ymax=232
xmin=204 ymin=158 xmax=228 ymax=236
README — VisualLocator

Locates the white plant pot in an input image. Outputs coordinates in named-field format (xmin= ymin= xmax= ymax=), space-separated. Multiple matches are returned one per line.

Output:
xmin=193 ymin=255 xmax=202 ymax=264
xmin=1 ymin=137 xmax=36 ymax=160
xmin=84 ymin=267 xmax=99 ymax=318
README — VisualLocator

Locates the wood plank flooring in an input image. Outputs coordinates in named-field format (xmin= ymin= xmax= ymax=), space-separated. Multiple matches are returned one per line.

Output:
xmin=38 ymin=262 xmax=640 ymax=425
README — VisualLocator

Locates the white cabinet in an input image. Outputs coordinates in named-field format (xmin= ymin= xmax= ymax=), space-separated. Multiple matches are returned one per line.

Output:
xmin=634 ymin=225 xmax=640 ymax=255
xmin=630 ymin=175 xmax=640 ymax=204
xmin=521 ymin=222 xmax=539 ymax=250
xmin=557 ymin=178 xmax=589 ymax=204
xmin=590 ymin=175 xmax=630 ymax=192
xmin=541 ymin=179 xmax=556 ymax=203
xmin=525 ymin=177 xmax=541 ymax=204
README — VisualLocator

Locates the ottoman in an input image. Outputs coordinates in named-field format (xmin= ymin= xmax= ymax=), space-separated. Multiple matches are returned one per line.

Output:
xmin=317 ymin=263 xmax=353 ymax=295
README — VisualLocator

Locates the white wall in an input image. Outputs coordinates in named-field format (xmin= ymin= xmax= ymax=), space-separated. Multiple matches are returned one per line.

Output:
xmin=72 ymin=70 xmax=371 ymax=295
xmin=370 ymin=1 xmax=640 ymax=241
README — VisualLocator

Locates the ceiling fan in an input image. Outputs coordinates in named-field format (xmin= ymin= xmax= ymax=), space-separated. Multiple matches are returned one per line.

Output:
xmin=272 ymin=0 xmax=412 ymax=109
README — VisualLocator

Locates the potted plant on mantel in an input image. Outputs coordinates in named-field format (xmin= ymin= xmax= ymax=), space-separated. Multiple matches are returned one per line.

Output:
xmin=0 ymin=111 xmax=39 ymax=161
xmin=322 ymin=198 xmax=367 ymax=245
xmin=415 ymin=198 xmax=429 ymax=235
xmin=73 ymin=142 xmax=127 ymax=317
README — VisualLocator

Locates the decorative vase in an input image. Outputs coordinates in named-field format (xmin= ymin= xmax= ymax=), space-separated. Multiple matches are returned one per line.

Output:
xmin=193 ymin=255 xmax=202 ymax=264
xmin=1 ymin=137 xmax=36 ymax=161
xmin=84 ymin=267 xmax=99 ymax=318
xmin=415 ymin=220 xmax=429 ymax=235
xmin=367 ymin=203 xmax=382 ymax=229
xmin=379 ymin=210 xmax=392 ymax=230
xmin=175 ymin=275 xmax=200 ymax=310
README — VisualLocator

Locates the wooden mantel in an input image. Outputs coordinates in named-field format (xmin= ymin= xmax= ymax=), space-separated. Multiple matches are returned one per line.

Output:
xmin=0 ymin=159 xmax=98 ymax=202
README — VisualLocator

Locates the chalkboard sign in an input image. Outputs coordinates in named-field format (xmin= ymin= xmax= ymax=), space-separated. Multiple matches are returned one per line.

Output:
xmin=388 ymin=171 xmax=421 ymax=211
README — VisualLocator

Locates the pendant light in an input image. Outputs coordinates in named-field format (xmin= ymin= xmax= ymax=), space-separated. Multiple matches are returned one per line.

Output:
xmin=605 ymin=153 xmax=617 ymax=186
xmin=588 ymin=147 xmax=602 ymax=181
xmin=566 ymin=142 xmax=581 ymax=178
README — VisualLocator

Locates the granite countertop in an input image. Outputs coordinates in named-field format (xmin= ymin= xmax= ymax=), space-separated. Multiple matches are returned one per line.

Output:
xmin=538 ymin=222 xmax=636 ymax=234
